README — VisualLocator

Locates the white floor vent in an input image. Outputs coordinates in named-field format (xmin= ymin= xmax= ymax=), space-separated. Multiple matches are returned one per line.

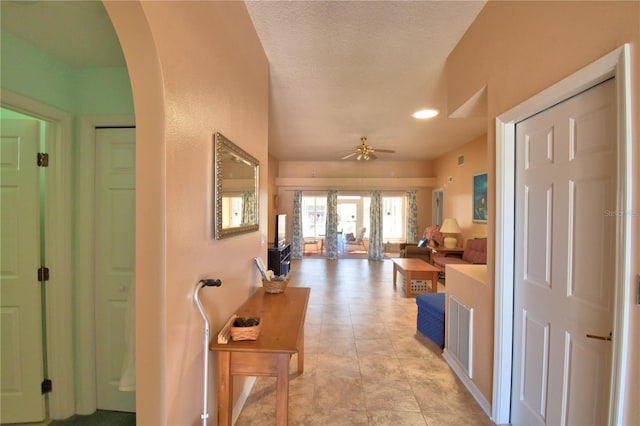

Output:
xmin=448 ymin=295 xmax=473 ymax=377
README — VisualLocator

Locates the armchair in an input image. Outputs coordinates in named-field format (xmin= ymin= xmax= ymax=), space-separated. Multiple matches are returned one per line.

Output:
xmin=345 ymin=227 xmax=367 ymax=252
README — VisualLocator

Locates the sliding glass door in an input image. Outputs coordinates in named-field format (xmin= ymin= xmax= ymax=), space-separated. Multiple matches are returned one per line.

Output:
xmin=301 ymin=193 xmax=405 ymax=257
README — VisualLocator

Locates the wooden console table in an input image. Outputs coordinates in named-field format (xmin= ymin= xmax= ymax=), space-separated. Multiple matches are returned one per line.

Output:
xmin=209 ymin=287 xmax=310 ymax=426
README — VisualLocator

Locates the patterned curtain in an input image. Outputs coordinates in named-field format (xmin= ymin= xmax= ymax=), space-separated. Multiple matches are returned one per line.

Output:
xmin=241 ymin=191 xmax=255 ymax=225
xmin=325 ymin=190 xmax=339 ymax=260
xmin=405 ymin=190 xmax=418 ymax=243
xmin=291 ymin=190 xmax=303 ymax=259
xmin=368 ymin=190 xmax=384 ymax=260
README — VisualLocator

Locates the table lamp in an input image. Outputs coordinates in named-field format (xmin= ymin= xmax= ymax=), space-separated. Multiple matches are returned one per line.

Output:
xmin=440 ymin=218 xmax=461 ymax=249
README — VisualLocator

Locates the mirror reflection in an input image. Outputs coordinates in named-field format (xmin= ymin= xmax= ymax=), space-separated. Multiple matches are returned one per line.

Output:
xmin=214 ymin=132 xmax=259 ymax=239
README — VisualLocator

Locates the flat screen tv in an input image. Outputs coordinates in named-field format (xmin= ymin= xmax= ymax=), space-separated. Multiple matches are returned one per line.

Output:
xmin=275 ymin=214 xmax=287 ymax=247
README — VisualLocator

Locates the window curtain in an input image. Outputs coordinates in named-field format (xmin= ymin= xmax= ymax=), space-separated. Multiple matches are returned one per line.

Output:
xmin=405 ymin=190 xmax=418 ymax=243
xmin=325 ymin=190 xmax=339 ymax=260
xmin=368 ymin=190 xmax=384 ymax=260
xmin=241 ymin=191 xmax=255 ymax=225
xmin=291 ymin=190 xmax=303 ymax=259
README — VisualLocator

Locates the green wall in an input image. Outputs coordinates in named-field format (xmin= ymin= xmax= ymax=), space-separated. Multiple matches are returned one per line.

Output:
xmin=1 ymin=30 xmax=134 ymax=116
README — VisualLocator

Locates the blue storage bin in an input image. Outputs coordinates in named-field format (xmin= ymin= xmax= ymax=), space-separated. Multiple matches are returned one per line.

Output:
xmin=416 ymin=293 xmax=445 ymax=348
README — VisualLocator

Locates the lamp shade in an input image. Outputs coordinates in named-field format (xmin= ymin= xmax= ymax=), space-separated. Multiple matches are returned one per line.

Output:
xmin=440 ymin=218 xmax=461 ymax=234
xmin=440 ymin=218 xmax=461 ymax=248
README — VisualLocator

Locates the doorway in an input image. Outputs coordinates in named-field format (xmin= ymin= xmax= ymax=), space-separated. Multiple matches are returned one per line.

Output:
xmin=432 ymin=189 xmax=444 ymax=226
xmin=493 ymin=46 xmax=632 ymax=424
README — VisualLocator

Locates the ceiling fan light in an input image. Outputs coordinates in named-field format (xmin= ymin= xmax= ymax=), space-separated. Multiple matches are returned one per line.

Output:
xmin=412 ymin=109 xmax=439 ymax=119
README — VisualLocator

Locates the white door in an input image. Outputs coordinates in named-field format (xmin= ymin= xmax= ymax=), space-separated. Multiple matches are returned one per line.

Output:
xmin=95 ymin=128 xmax=136 ymax=412
xmin=0 ymin=119 xmax=46 ymax=423
xmin=512 ymin=79 xmax=616 ymax=425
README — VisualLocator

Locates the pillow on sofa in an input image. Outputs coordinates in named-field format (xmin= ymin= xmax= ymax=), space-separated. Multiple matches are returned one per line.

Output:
xmin=417 ymin=238 xmax=428 ymax=247
xmin=423 ymin=225 xmax=444 ymax=247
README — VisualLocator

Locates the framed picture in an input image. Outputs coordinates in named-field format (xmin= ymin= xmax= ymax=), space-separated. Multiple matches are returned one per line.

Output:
xmin=473 ymin=172 xmax=488 ymax=223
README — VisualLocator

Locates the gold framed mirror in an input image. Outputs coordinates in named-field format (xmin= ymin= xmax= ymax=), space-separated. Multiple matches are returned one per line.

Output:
xmin=213 ymin=132 xmax=259 ymax=239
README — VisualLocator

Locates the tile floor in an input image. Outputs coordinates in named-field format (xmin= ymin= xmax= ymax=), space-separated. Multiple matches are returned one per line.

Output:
xmin=235 ymin=258 xmax=495 ymax=426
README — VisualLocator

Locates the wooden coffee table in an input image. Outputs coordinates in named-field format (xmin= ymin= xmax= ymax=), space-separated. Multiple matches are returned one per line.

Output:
xmin=391 ymin=258 xmax=440 ymax=297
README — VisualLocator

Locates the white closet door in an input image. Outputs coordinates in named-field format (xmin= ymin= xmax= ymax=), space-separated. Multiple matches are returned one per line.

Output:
xmin=95 ymin=127 xmax=136 ymax=412
xmin=512 ymin=79 xmax=616 ymax=425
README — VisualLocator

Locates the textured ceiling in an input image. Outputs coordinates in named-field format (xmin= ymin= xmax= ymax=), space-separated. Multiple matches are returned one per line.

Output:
xmin=246 ymin=1 xmax=487 ymax=161
xmin=1 ymin=0 xmax=487 ymax=161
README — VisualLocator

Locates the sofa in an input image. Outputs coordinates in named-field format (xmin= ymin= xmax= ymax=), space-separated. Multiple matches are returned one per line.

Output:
xmin=432 ymin=238 xmax=487 ymax=271
xmin=400 ymin=225 xmax=443 ymax=263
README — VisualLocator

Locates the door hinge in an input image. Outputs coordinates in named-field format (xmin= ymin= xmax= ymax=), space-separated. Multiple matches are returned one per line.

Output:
xmin=37 ymin=152 xmax=49 ymax=167
xmin=41 ymin=379 xmax=52 ymax=394
xmin=38 ymin=267 xmax=50 ymax=282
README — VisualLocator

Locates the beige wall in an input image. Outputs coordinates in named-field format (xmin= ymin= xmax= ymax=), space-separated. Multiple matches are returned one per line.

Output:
xmin=433 ymin=134 xmax=488 ymax=245
xmin=446 ymin=1 xmax=639 ymax=422
xmin=105 ymin=2 xmax=269 ymax=424
xmin=279 ymin=160 xmax=434 ymax=178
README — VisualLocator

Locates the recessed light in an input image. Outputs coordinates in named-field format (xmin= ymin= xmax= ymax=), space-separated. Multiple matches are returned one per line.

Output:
xmin=412 ymin=109 xmax=439 ymax=119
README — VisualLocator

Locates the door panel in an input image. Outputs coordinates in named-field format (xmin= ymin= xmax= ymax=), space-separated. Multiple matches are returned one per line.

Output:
xmin=95 ymin=128 xmax=136 ymax=412
xmin=524 ymin=183 xmax=553 ymax=288
xmin=519 ymin=310 xmax=550 ymax=423
xmin=0 ymin=119 xmax=45 ymax=423
xmin=569 ymin=177 xmax=613 ymax=307
xmin=512 ymin=79 xmax=615 ymax=425
xmin=563 ymin=332 xmax=610 ymax=425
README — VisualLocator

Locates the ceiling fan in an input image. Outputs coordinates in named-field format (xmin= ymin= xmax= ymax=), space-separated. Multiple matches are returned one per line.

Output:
xmin=341 ymin=136 xmax=395 ymax=161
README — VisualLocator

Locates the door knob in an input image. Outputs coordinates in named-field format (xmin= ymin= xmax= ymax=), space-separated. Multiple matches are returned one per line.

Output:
xmin=586 ymin=332 xmax=612 ymax=341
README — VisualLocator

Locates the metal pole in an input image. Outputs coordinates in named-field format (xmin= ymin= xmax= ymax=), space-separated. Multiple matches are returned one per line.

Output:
xmin=193 ymin=279 xmax=222 ymax=426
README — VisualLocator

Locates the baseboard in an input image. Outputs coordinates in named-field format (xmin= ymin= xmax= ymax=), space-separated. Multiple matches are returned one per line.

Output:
xmin=232 ymin=376 xmax=256 ymax=424
xmin=443 ymin=349 xmax=492 ymax=418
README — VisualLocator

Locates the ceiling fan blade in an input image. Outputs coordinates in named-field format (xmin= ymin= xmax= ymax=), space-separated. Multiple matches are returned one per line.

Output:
xmin=341 ymin=152 xmax=358 ymax=160
xmin=341 ymin=137 xmax=395 ymax=160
